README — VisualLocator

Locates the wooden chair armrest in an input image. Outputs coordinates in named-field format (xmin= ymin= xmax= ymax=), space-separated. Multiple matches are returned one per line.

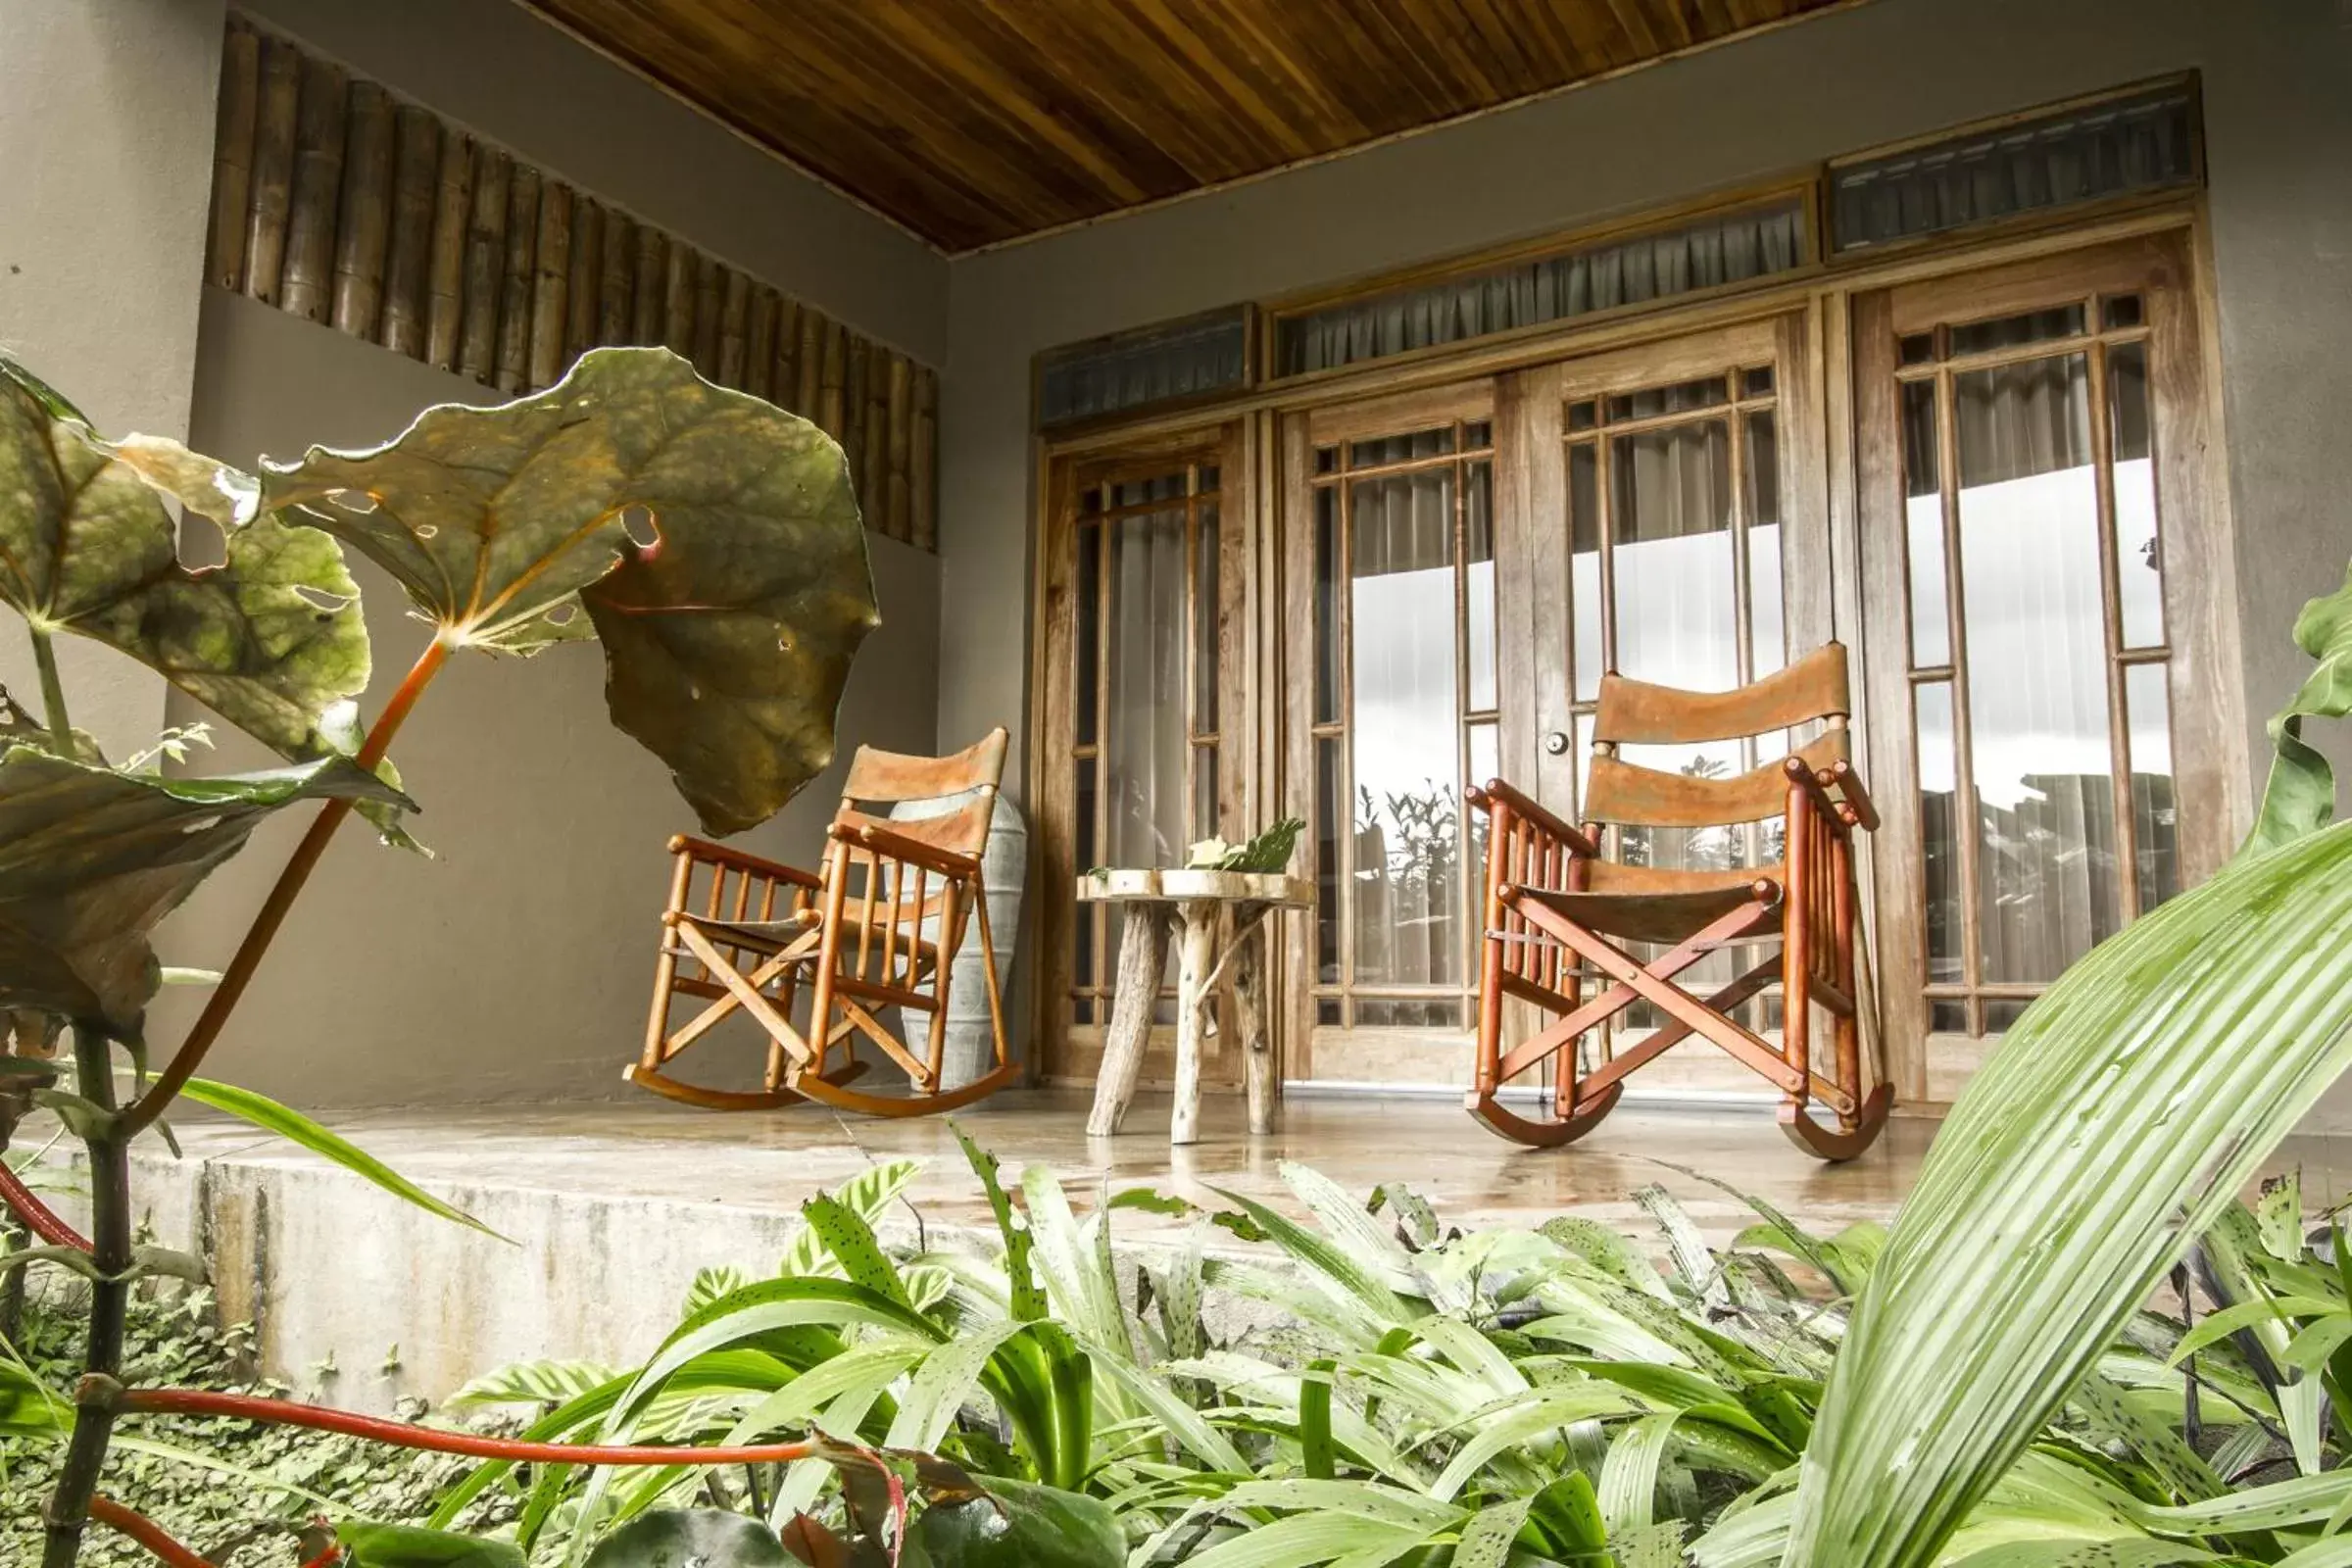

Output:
xmin=830 ymin=820 xmax=983 ymax=881
xmin=1783 ymin=757 xmax=1846 ymax=829
xmin=666 ymin=834 xmax=822 ymax=890
xmin=1821 ymin=759 xmax=1880 ymax=833
xmin=1467 ymin=777 xmax=1601 ymax=858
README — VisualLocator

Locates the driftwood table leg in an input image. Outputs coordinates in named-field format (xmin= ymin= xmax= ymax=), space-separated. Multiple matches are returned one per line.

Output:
xmin=1232 ymin=913 xmax=1275 ymax=1135
xmin=1170 ymin=900 xmax=1218 ymax=1147
xmin=1085 ymin=902 xmax=1167 ymax=1137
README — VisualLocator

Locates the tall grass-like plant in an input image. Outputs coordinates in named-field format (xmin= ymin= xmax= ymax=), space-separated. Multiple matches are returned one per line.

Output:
xmin=0 ymin=350 xmax=1047 ymax=1567
xmin=1773 ymin=562 xmax=2352 ymax=1567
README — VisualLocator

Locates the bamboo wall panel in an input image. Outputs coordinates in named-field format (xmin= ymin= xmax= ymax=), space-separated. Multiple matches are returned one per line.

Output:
xmin=204 ymin=13 xmax=942 ymax=550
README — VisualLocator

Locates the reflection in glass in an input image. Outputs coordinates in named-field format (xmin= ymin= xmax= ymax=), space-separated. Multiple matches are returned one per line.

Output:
xmin=1931 ymin=1000 xmax=1970 ymax=1035
xmin=1950 ymin=304 xmax=2085 ymax=357
xmin=1074 ymin=521 xmax=1101 ymax=744
xmin=1314 ymin=736 xmax=1341 ymax=985
xmin=1355 ymin=999 xmax=1463 ymax=1028
xmin=1915 ymin=680 xmax=1961 ymax=985
xmin=2126 ymin=662 xmax=2179 ymax=913
xmin=1983 ymin=999 xmax=2031 ymax=1032
xmin=1570 ymin=442 xmax=1602 ymax=701
xmin=1348 ymin=463 xmax=1462 ymax=989
xmin=1193 ymin=746 xmax=1218 ymax=844
xmin=1195 ymin=506 xmax=1221 ymax=734
xmin=1608 ymin=375 xmax=1729 ymax=422
xmin=1314 ymin=487 xmax=1340 ymax=724
xmin=1611 ymin=418 xmax=1738 ymax=690
xmin=2106 ymin=341 xmax=2165 ymax=648
xmin=1954 ymin=352 xmax=2121 ymax=983
xmin=1350 ymin=427 xmax=1453 ymax=467
xmin=1746 ymin=410 xmax=1784 ymax=677
xmin=1104 ymin=504 xmax=1190 ymax=869
xmin=1074 ymin=757 xmax=1097 ymax=985
xmin=1900 ymin=379 xmax=1949 ymax=668
xmin=1466 ymin=462 xmax=1495 ymax=710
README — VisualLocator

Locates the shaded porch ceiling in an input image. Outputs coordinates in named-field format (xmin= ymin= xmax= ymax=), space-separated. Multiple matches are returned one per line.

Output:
xmin=517 ymin=0 xmax=1859 ymax=253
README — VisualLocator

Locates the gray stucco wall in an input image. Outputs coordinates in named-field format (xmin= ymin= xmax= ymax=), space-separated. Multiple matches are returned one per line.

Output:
xmin=0 ymin=0 xmax=224 ymax=758
xmin=937 ymin=0 xmax=2352 ymax=811
xmin=3 ymin=0 xmax=947 ymax=1107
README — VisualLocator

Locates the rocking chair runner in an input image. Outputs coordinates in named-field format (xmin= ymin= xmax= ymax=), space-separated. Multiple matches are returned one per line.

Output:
xmin=1466 ymin=643 xmax=1893 ymax=1160
xmin=629 ymin=727 xmax=1017 ymax=1116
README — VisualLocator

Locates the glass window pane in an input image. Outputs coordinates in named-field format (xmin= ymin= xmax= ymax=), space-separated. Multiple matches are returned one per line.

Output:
xmin=1464 ymin=419 xmax=1493 ymax=450
xmin=1568 ymin=399 xmax=1597 ymax=432
xmin=1466 ymin=460 xmax=1495 ymax=710
xmin=1193 ymin=744 xmax=1219 ymax=843
xmin=1740 ymin=366 xmax=1775 ymax=398
xmin=1899 ymin=333 xmax=1936 ymax=367
xmin=2100 ymin=293 xmax=2143 ymax=330
xmin=1314 ymin=486 xmax=1340 ymax=725
xmin=1608 ymin=375 xmax=1729 ymax=422
xmin=1930 ymin=999 xmax=1971 ymax=1035
xmin=1074 ymin=758 xmax=1097 ymax=985
xmin=1355 ymin=998 xmax=1463 ymax=1028
xmin=1570 ymin=442 xmax=1603 ymax=701
xmin=1983 ymin=999 xmax=2032 ymax=1033
xmin=1901 ymin=379 xmax=1949 ymax=668
xmin=1198 ymin=464 xmax=1220 ymax=493
xmin=1350 ymin=427 xmax=1455 ymax=467
xmin=1610 ymin=417 xmax=1738 ymax=690
xmin=1953 ymin=352 xmax=2122 ymax=983
xmin=1074 ymin=521 xmax=1101 ymax=744
xmin=1348 ymin=464 xmax=1462 ymax=990
xmin=1949 ymin=304 xmax=2086 ymax=357
xmin=1467 ymin=720 xmax=1497 ymax=944
xmin=1572 ymin=711 xmax=1595 ymax=823
xmin=1915 ymin=680 xmax=1962 ymax=985
xmin=1104 ymin=504 xmax=1190 ymax=867
xmin=2126 ymin=662 xmax=2179 ymax=915
xmin=2107 ymin=341 xmax=2165 ymax=649
xmin=1315 ymin=736 xmax=1342 ymax=985
xmin=1194 ymin=504 xmax=1220 ymax=734
xmin=1745 ymin=410 xmax=1784 ymax=678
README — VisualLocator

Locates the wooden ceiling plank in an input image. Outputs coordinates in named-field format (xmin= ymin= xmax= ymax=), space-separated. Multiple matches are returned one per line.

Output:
xmin=514 ymin=0 xmax=1862 ymax=250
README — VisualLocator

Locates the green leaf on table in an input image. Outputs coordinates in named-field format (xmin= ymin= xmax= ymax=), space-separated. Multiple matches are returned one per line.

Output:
xmin=262 ymin=346 xmax=879 ymax=835
xmin=0 ymin=746 xmax=410 ymax=1031
xmin=338 ymin=1521 xmax=525 ymax=1568
xmin=0 ymin=353 xmax=371 ymax=759
xmin=583 ymin=1510 xmax=790 ymax=1568
xmin=177 ymin=1075 xmax=508 ymax=1241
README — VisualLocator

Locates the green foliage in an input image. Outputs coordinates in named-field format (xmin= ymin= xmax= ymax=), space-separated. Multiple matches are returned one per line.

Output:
xmin=1185 ymin=817 xmax=1306 ymax=874
xmin=0 ymin=355 xmax=371 ymax=760
xmin=173 ymin=1076 xmax=507 ymax=1240
xmin=579 ymin=1510 xmax=785 ymax=1567
xmin=341 ymin=1521 xmax=528 ymax=1568
xmin=1779 ymin=559 xmax=2352 ymax=1568
xmin=262 ymin=347 xmax=879 ymax=835
xmin=0 ymin=748 xmax=410 ymax=1031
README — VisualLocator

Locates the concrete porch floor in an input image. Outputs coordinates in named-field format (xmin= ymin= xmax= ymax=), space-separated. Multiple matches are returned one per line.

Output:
xmin=71 ymin=1088 xmax=2352 ymax=1413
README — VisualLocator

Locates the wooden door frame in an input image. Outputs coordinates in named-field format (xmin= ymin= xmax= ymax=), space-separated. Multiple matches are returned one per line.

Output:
xmin=1029 ymin=418 xmax=1257 ymax=1089
xmin=1852 ymin=226 xmax=2247 ymax=1104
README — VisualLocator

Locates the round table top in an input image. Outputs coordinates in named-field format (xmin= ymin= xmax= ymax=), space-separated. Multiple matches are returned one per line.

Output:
xmin=1075 ymin=867 xmax=1313 ymax=906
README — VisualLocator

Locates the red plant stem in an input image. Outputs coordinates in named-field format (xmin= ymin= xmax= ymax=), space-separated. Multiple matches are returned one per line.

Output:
xmin=122 ymin=1386 xmax=869 ymax=1468
xmin=122 ymin=638 xmax=453 ymax=1137
xmin=0 ymin=1160 xmax=88 ymax=1250
xmin=86 ymin=1496 xmax=216 ymax=1568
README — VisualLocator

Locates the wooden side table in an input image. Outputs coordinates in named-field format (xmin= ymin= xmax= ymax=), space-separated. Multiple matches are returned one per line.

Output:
xmin=1077 ymin=868 xmax=1312 ymax=1145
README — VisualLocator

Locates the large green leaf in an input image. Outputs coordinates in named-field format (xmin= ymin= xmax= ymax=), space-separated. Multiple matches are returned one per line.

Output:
xmin=0 ymin=744 xmax=411 ymax=1030
xmin=175 ymin=1074 xmax=506 ymax=1239
xmin=262 ymin=347 xmax=878 ymax=834
xmin=582 ymin=1510 xmax=788 ymax=1568
xmin=0 ymin=354 xmax=369 ymax=758
xmin=339 ymin=1521 xmax=525 ymax=1568
xmin=1776 ymin=817 xmax=2352 ymax=1566
xmin=911 ymin=1475 xmax=1125 ymax=1568
xmin=2248 ymin=561 xmax=2352 ymax=854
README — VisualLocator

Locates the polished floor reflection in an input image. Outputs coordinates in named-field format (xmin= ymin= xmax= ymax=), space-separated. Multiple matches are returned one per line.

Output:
xmin=151 ymin=1087 xmax=2352 ymax=1250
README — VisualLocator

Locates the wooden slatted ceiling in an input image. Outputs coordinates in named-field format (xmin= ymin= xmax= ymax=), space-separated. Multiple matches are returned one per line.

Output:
xmin=517 ymin=0 xmax=1857 ymax=253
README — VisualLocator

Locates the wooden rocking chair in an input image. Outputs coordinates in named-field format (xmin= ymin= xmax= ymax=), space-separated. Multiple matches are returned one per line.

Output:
xmin=1465 ymin=644 xmax=1892 ymax=1160
xmin=628 ymin=728 xmax=1017 ymax=1116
